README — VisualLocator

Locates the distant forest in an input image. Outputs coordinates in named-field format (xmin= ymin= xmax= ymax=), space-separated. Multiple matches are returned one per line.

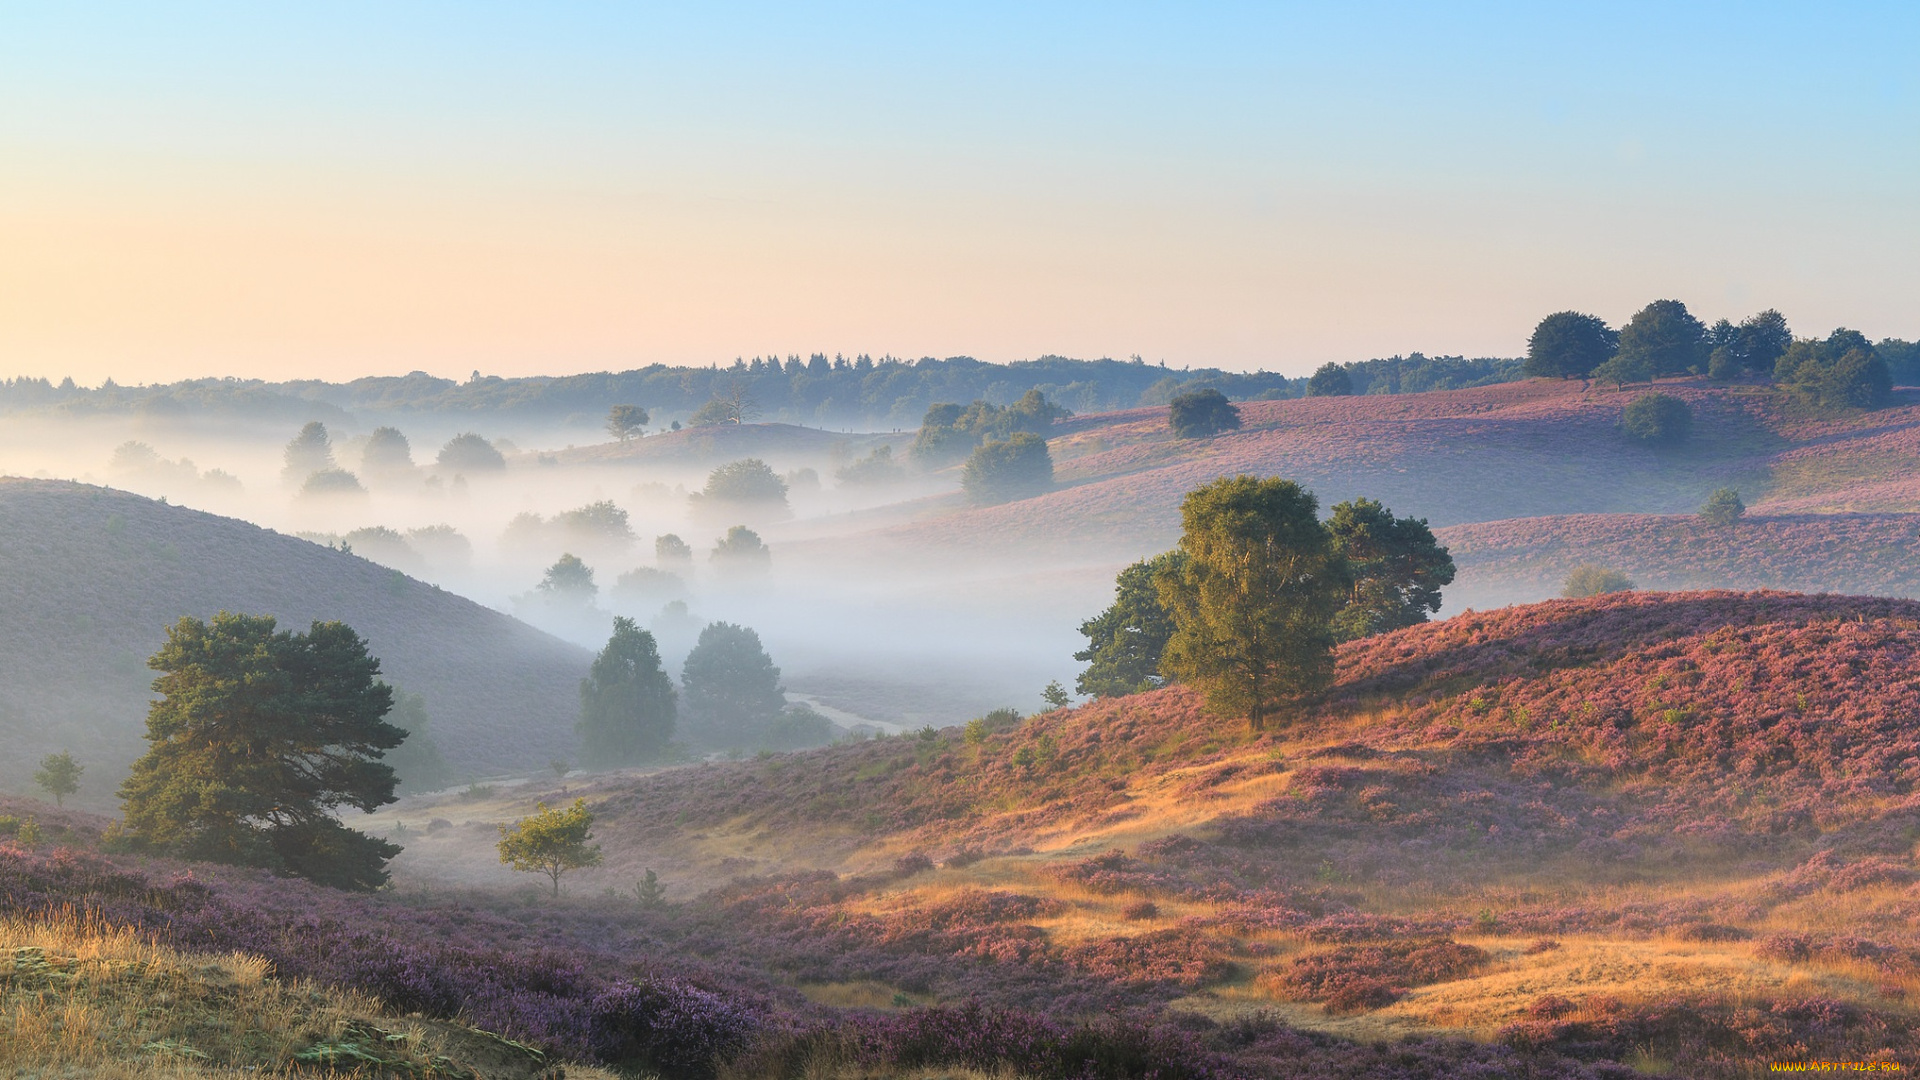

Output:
xmin=0 ymin=352 xmax=1527 ymax=430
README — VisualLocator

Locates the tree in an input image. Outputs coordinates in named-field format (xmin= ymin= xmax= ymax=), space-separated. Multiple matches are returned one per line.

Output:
xmin=117 ymin=613 xmax=405 ymax=890
xmin=1167 ymin=389 xmax=1242 ymax=438
xmin=579 ymin=617 xmax=678 ymax=764
xmin=1776 ymin=331 xmax=1893 ymax=409
xmin=634 ymin=868 xmax=667 ymax=909
xmin=655 ymin=533 xmax=693 ymax=566
xmin=696 ymin=459 xmax=788 ymax=508
xmin=538 ymin=554 xmax=598 ymax=602
xmin=691 ymin=382 xmax=758 ymax=426
xmin=34 ymin=752 xmax=81 ymax=807
xmin=1616 ymin=299 xmax=1707 ymax=376
xmin=1733 ymin=310 xmax=1793 ymax=374
xmin=836 ymin=445 xmax=907 ymax=486
xmin=1591 ymin=353 xmax=1653 ymax=390
xmin=383 ymin=691 xmax=453 ymax=793
xmin=1562 ymin=565 xmax=1634 ymax=598
xmin=282 ymin=421 xmax=336 ymax=485
xmin=437 ymin=432 xmax=507 ymax=472
xmin=1074 ymin=551 xmax=1184 ymax=699
xmin=1700 ymin=488 xmax=1745 ymax=527
xmin=360 ymin=427 xmax=414 ymax=475
xmin=1525 ymin=312 xmax=1617 ymax=378
xmin=1325 ymin=498 xmax=1456 ymax=642
xmin=1157 ymin=476 xmax=1349 ymax=731
xmin=962 ymin=433 xmax=1053 ymax=504
xmin=709 ymin=525 xmax=771 ymax=575
xmin=606 ymin=404 xmax=650 ymax=442
xmin=497 ymin=799 xmax=603 ymax=897
xmin=680 ymin=622 xmax=786 ymax=747
xmin=554 ymin=501 xmax=636 ymax=547
xmin=1040 ymin=681 xmax=1071 ymax=711
xmin=1306 ymin=363 xmax=1354 ymax=397
xmin=300 ymin=468 xmax=367 ymax=498
xmin=1621 ymin=393 xmax=1692 ymax=445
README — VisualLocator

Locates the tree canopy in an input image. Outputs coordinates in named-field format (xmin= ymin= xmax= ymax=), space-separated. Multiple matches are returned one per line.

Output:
xmin=437 ymin=432 xmax=507 ymax=472
xmin=1167 ymin=389 xmax=1242 ymax=438
xmin=1700 ymin=488 xmax=1745 ymax=527
xmin=696 ymin=459 xmax=789 ymax=511
xmin=117 ymin=613 xmax=405 ymax=890
xmin=360 ymin=427 xmax=414 ymax=475
xmin=680 ymin=622 xmax=786 ymax=748
xmin=709 ymin=525 xmax=771 ymax=574
xmin=961 ymin=433 xmax=1053 ymax=504
xmin=1524 ymin=311 xmax=1617 ymax=378
xmin=35 ymin=752 xmax=81 ymax=807
xmin=1326 ymin=498 xmax=1456 ymax=642
xmin=655 ymin=533 xmax=693 ymax=565
xmin=497 ymin=799 xmax=602 ymax=897
xmin=382 ymin=690 xmax=453 ymax=794
xmin=910 ymin=391 xmax=1069 ymax=463
xmin=1563 ymin=565 xmax=1634 ymax=598
xmin=1306 ymin=363 xmax=1354 ymax=397
xmin=1616 ymin=299 xmax=1708 ymax=377
xmin=606 ymin=404 xmax=649 ymax=441
xmin=578 ymin=617 xmax=677 ymax=764
xmin=282 ymin=421 xmax=336 ymax=485
xmin=1775 ymin=330 xmax=1893 ymax=409
xmin=538 ymin=554 xmax=598 ymax=601
xmin=1157 ymin=476 xmax=1348 ymax=731
xmin=1074 ymin=551 xmax=1185 ymax=699
xmin=1620 ymin=392 xmax=1692 ymax=445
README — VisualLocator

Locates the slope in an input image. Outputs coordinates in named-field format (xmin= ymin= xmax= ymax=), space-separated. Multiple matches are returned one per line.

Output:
xmin=0 ymin=479 xmax=589 ymax=802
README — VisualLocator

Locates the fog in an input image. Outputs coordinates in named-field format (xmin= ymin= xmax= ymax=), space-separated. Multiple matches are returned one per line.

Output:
xmin=0 ymin=411 xmax=1115 ymax=736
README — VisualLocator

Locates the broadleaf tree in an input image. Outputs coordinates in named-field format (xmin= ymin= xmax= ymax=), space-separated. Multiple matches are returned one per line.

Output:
xmin=1326 ymin=498 xmax=1456 ymax=642
xmin=1073 ymin=550 xmax=1185 ymax=698
xmin=35 ymin=752 xmax=82 ymax=807
xmin=680 ymin=621 xmax=786 ymax=748
xmin=578 ymin=617 xmax=678 ymax=764
xmin=117 ymin=613 xmax=405 ymax=890
xmin=1157 ymin=476 xmax=1349 ymax=731
xmin=497 ymin=798 xmax=603 ymax=897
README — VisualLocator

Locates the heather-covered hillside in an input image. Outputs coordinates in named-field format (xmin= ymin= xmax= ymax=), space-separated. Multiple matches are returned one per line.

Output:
xmin=1438 ymin=511 xmax=1920 ymax=608
xmin=0 ymin=479 xmax=589 ymax=801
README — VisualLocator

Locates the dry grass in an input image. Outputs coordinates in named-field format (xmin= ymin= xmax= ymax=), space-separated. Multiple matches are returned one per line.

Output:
xmin=0 ymin=908 xmax=619 ymax=1079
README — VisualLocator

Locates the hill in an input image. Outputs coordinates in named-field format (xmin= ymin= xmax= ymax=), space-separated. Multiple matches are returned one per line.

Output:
xmin=0 ymin=479 xmax=589 ymax=802
xmin=352 ymin=589 xmax=1920 ymax=1076
xmin=1438 ymin=511 xmax=1920 ymax=609
xmin=552 ymin=422 xmax=898 ymax=468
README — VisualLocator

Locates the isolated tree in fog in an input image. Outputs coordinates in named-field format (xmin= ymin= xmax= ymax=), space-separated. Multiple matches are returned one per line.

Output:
xmin=497 ymin=799 xmax=602 ymax=897
xmin=1167 ymin=389 xmax=1242 ymax=438
xmin=1074 ymin=550 xmax=1184 ymax=699
xmin=962 ymin=433 xmax=1053 ymax=504
xmin=34 ymin=752 xmax=81 ymax=807
xmin=382 ymin=690 xmax=453 ymax=794
xmin=1306 ymin=363 xmax=1354 ymax=397
xmin=437 ymin=432 xmax=507 ymax=472
xmin=1524 ymin=311 xmax=1617 ymax=378
xmin=360 ymin=427 xmax=415 ymax=476
xmin=1616 ymin=299 xmax=1708 ymax=376
xmin=1700 ymin=488 xmax=1745 ymax=527
xmin=579 ymin=617 xmax=678 ymax=764
xmin=1158 ymin=476 xmax=1348 ymax=731
xmin=281 ymin=421 xmax=336 ymax=484
xmin=655 ymin=533 xmax=694 ymax=566
xmin=1326 ymin=498 xmax=1456 ymax=642
xmin=697 ymin=459 xmax=788 ymax=509
xmin=709 ymin=525 xmax=771 ymax=575
xmin=681 ymin=622 xmax=786 ymax=746
xmin=1562 ymin=565 xmax=1634 ymax=598
xmin=1621 ymin=392 xmax=1692 ymax=445
xmin=117 ymin=613 xmax=405 ymax=890
xmin=538 ymin=554 xmax=598 ymax=602
xmin=299 ymin=468 xmax=367 ymax=498
xmin=606 ymin=404 xmax=650 ymax=442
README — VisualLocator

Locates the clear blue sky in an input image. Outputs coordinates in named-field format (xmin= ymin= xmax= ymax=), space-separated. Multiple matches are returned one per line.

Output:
xmin=1 ymin=2 xmax=1915 ymax=382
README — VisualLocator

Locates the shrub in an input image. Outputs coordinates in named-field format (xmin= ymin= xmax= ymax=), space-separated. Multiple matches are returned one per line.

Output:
xmin=1561 ymin=564 xmax=1634 ymax=598
xmin=1699 ymin=487 xmax=1744 ymax=526
xmin=962 ymin=433 xmax=1053 ymax=504
xmin=1620 ymin=392 xmax=1691 ymax=445
xmin=1167 ymin=389 xmax=1242 ymax=438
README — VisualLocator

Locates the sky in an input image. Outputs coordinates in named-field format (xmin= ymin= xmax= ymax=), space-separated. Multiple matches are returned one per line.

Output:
xmin=1 ymin=2 xmax=1916 ymax=384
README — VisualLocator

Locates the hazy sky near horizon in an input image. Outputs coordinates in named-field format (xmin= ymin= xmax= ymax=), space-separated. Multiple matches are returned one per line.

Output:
xmin=2 ymin=3 xmax=1916 ymax=385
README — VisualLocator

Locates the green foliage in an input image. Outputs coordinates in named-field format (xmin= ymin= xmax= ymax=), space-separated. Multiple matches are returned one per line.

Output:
xmin=382 ymin=691 xmax=454 ymax=794
xmin=117 ymin=613 xmax=405 ymax=890
xmin=1326 ymin=498 xmax=1456 ymax=642
xmin=709 ymin=525 xmax=771 ymax=575
xmin=537 ymin=554 xmax=597 ymax=601
xmin=359 ymin=427 xmax=414 ymax=474
xmin=964 ymin=708 xmax=1024 ymax=745
xmin=681 ymin=622 xmax=787 ymax=748
xmin=1700 ymin=488 xmax=1746 ymax=527
xmin=1590 ymin=352 xmax=1653 ymax=389
xmin=1620 ymin=392 xmax=1692 ymax=445
xmin=34 ymin=751 xmax=81 ymax=807
xmin=1074 ymin=551 xmax=1184 ymax=699
xmin=605 ymin=404 xmax=649 ymax=441
xmin=1040 ymin=681 xmax=1071 ymax=711
xmin=634 ymin=868 xmax=667 ymax=909
xmin=299 ymin=468 xmax=366 ymax=498
xmin=691 ymin=382 xmax=758 ymax=425
xmin=1524 ymin=311 xmax=1618 ymax=378
xmin=910 ymin=390 xmax=1070 ymax=464
xmin=1775 ymin=331 xmax=1893 ymax=409
xmin=16 ymin=817 xmax=39 ymax=846
xmin=1157 ymin=476 xmax=1348 ymax=731
xmin=961 ymin=433 xmax=1053 ymax=504
xmin=835 ymin=444 xmax=906 ymax=486
xmin=1730 ymin=309 xmax=1793 ymax=375
xmin=1617 ymin=299 xmax=1708 ymax=376
xmin=1167 ymin=389 xmax=1242 ymax=438
xmin=655 ymin=533 xmax=693 ymax=565
xmin=578 ymin=616 xmax=678 ymax=764
xmin=496 ymin=798 xmax=602 ymax=897
xmin=1306 ymin=363 xmax=1354 ymax=397
xmin=436 ymin=432 xmax=506 ymax=472
xmin=282 ymin=421 xmax=336 ymax=484
xmin=1562 ymin=564 xmax=1635 ymax=598
xmin=553 ymin=500 xmax=635 ymax=545
xmin=698 ymin=459 xmax=789 ymax=507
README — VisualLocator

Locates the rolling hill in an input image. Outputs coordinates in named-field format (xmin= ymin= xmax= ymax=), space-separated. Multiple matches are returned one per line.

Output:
xmin=0 ymin=478 xmax=589 ymax=803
